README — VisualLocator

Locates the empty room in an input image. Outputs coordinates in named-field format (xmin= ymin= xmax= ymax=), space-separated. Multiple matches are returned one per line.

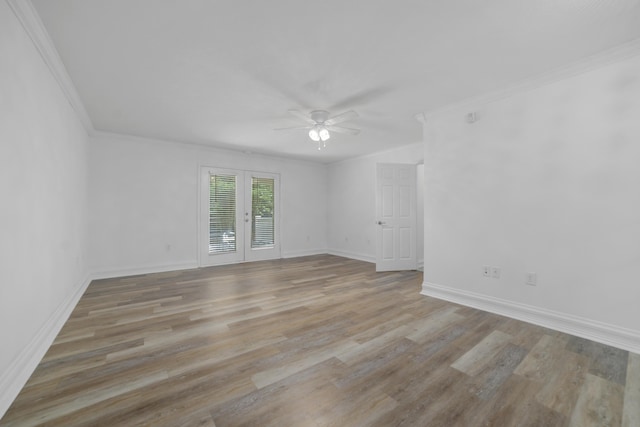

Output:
xmin=1 ymin=0 xmax=640 ymax=425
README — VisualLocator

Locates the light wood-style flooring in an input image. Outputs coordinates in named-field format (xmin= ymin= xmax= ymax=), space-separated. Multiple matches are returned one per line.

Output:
xmin=1 ymin=255 xmax=638 ymax=426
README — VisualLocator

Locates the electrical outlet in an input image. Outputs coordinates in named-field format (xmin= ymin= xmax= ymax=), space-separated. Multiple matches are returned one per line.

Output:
xmin=483 ymin=265 xmax=491 ymax=277
xmin=525 ymin=272 xmax=537 ymax=286
xmin=491 ymin=267 xmax=501 ymax=279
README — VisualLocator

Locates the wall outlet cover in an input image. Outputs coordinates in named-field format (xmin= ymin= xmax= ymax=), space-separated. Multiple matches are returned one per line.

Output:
xmin=491 ymin=267 xmax=501 ymax=279
xmin=483 ymin=265 xmax=491 ymax=277
xmin=525 ymin=272 xmax=537 ymax=286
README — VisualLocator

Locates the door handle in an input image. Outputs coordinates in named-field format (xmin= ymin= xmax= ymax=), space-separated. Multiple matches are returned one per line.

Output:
xmin=377 ymin=221 xmax=386 ymax=225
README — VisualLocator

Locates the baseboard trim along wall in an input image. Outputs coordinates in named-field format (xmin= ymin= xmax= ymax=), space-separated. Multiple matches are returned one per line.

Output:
xmin=421 ymin=281 xmax=640 ymax=354
xmin=90 ymin=262 xmax=200 ymax=280
xmin=281 ymin=249 xmax=328 ymax=259
xmin=327 ymin=249 xmax=376 ymax=264
xmin=0 ymin=274 xmax=92 ymax=419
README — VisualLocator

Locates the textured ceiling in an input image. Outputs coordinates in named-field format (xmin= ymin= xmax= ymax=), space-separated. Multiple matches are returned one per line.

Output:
xmin=32 ymin=0 xmax=640 ymax=163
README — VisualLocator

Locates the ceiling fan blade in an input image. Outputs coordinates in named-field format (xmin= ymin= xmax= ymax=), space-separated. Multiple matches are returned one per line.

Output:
xmin=288 ymin=109 xmax=316 ymax=125
xmin=325 ymin=110 xmax=359 ymax=126
xmin=274 ymin=125 xmax=312 ymax=131
xmin=240 ymin=66 xmax=310 ymax=108
xmin=326 ymin=125 xmax=361 ymax=135
xmin=330 ymin=86 xmax=393 ymax=111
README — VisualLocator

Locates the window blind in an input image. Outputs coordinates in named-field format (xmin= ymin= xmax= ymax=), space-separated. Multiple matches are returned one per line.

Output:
xmin=251 ymin=177 xmax=274 ymax=248
xmin=209 ymin=174 xmax=236 ymax=254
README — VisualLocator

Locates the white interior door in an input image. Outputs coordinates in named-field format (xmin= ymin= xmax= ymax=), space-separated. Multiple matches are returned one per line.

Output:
xmin=375 ymin=163 xmax=417 ymax=272
xmin=200 ymin=167 xmax=280 ymax=266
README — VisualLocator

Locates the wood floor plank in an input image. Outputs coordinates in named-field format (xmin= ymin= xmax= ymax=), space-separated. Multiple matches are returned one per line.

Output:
xmin=332 ymin=338 xmax=417 ymax=390
xmin=2 ymin=371 xmax=169 ymax=427
xmin=478 ymin=375 xmax=566 ymax=427
xmin=623 ymin=352 xmax=640 ymax=427
xmin=405 ymin=305 xmax=465 ymax=343
xmin=251 ymin=342 xmax=347 ymax=389
xmin=333 ymin=317 xmax=426 ymax=366
xmin=570 ymin=373 xmax=624 ymax=427
xmin=372 ymin=365 xmax=471 ymax=427
xmin=212 ymin=357 xmax=345 ymax=426
xmin=535 ymin=350 xmax=590 ymax=417
xmin=466 ymin=342 xmax=529 ymax=400
xmin=450 ymin=329 xmax=512 ymax=376
xmin=567 ymin=336 xmax=629 ymax=385
xmin=513 ymin=334 xmax=567 ymax=382
xmin=1 ymin=254 xmax=637 ymax=426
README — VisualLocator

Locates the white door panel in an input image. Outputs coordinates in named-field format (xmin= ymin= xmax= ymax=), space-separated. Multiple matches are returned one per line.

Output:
xmin=399 ymin=227 xmax=412 ymax=259
xmin=382 ymin=228 xmax=394 ymax=260
xmin=376 ymin=163 xmax=417 ymax=272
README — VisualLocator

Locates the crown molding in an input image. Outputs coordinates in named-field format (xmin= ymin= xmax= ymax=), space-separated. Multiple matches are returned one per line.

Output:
xmin=6 ymin=0 xmax=94 ymax=132
xmin=421 ymin=37 xmax=640 ymax=119
xmin=90 ymin=130 xmax=330 ymax=168
xmin=414 ymin=112 xmax=428 ymax=124
xmin=328 ymin=141 xmax=424 ymax=167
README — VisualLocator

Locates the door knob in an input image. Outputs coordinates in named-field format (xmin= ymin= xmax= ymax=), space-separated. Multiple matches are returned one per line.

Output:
xmin=377 ymin=221 xmax=386 ymax=225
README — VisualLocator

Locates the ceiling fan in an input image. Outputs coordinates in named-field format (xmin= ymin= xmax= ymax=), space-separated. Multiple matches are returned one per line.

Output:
xmin=276 ymin=109 xmax=360 ymax=150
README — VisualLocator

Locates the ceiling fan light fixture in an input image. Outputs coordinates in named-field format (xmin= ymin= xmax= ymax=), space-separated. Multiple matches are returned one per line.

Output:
xmin=319 ymin=127 xmax=330 ymax=141
xmin=308 ymin=127 xmax=320 ymax=142
xmin=309 ymin=125 xmax=330 ymax=142
xmin=278 ymin=109 xmax=358 ymax=150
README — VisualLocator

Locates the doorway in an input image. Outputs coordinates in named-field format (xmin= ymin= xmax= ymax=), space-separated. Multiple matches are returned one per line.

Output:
xmin=199 ymin=167 xmax=281 ymax=266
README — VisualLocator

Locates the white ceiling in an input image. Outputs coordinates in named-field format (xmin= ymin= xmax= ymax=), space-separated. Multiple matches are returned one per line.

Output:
xmin=32 ymin=0 xmax=640 ymax=163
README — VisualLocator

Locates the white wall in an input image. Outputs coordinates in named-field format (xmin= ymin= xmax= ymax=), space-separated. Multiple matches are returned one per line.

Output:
xmin=422 ymin=53 xmax=640 ymax=349
xmin=0 ymin=1 xmax=89 ymax=414
xmin=327 ymin=143 xmax=424 ymax=262
xmin=89 ymin=134 xmax=328 ymax=276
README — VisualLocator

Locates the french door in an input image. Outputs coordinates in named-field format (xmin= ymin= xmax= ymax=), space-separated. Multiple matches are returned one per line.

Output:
xmin=200 ymin=167 xmax=280 ymax=266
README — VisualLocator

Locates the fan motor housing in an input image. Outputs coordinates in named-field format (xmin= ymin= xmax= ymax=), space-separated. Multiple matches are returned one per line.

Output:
xmin=310 ymin=110 xmax=330 ymax=123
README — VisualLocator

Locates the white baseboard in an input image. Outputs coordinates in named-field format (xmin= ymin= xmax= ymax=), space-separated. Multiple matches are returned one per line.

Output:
xmin=90 ymin=261 xmax=199 ymax=280
xmin=327 ymin=249 xmax=375 ymax=264
xmin=421 ymin=281 xmax=640 ymax=354
xmin=0 ymin=273 xmax=92 ymax=419
xmin=281 ymin=249 xmax=328 ymax=259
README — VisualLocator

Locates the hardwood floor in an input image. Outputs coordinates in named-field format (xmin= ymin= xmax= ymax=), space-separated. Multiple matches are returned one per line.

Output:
xmin=1 ymin=255 xmax=638 ymax=426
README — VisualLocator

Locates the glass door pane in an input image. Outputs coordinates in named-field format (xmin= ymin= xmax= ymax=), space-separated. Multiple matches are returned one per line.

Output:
xmin=251 ymin=177 xmax=275 ymax=249
xmin=201 ymin=167 xmax=244 ymax=266
xmin=244 ymin=172 xmax=280 ymax=262
xmin=209 ymin=174 xmax=237 ymax=254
